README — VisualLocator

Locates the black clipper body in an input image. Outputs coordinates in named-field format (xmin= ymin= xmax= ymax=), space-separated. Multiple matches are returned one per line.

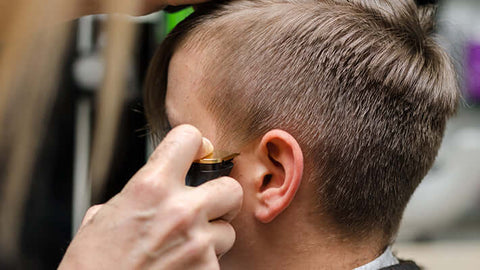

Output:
xmin=186 ymin=152 xmax=239 ymax=187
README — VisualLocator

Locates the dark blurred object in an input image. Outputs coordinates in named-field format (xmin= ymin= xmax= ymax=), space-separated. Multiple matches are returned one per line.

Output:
xmin=164 ymin=5 xmax=190 ymax=13
xmin=416 ymin=0 xmax=438 ymax=5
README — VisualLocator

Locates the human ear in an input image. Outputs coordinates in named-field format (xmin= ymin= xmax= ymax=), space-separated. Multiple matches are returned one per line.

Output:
xmin=254 ymin=129 xmax=304 ymax=223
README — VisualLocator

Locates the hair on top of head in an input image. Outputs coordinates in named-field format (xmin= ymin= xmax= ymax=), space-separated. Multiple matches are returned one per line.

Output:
xmin=144 ymin=0 xmax=459 ymax=243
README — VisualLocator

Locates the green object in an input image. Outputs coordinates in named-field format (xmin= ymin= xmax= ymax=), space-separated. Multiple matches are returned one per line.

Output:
xmin=166 ymin=7 xmax=194 ymax=34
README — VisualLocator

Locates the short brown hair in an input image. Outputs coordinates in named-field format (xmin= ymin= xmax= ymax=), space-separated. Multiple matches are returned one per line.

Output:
xmin=144 ymin=0 xmax=458 ymax=241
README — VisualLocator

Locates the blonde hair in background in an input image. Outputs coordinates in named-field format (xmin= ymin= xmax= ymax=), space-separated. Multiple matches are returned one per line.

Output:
xmin=0 ymin=0 xmax=138 ymax=263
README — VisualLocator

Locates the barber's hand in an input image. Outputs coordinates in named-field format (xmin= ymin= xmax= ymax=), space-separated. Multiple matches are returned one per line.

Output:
xmin=59 ymin=125 xmax=243 ymax=269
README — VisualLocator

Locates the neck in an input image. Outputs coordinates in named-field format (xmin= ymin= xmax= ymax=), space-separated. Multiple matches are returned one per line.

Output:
xmin=220 ymin=204 xmax=385 ymax=269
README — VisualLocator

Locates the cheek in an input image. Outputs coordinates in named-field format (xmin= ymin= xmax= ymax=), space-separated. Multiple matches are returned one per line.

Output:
xmin=228 ymin=162 xmax=256 ymax=242
xmin=229 ymin=159 xmax=256 ymax=212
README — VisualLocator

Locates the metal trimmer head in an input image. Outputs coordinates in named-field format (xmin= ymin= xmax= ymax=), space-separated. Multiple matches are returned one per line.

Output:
xmin=185 ymin=151 xmax=239 ymax=187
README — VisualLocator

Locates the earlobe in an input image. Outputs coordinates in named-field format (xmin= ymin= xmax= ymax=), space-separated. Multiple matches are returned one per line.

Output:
xmin=254 ymin=130 xmax=304 ymax=223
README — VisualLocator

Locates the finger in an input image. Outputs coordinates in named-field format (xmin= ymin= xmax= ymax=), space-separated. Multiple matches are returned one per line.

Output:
xmin=199 ymin=137 xmax=214 ymax=159
xmin=209 ymin=219 xmax=236 ymax=257
xmin=80 ymin=204 xmax=103 ymax=227
xmin=192 ymin=177 xmax=243 ymax=222
xmin=144 ymin=124 xmax=212 ymax=181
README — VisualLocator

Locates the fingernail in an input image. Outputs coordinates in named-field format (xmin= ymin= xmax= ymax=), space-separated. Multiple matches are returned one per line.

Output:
xmin=201 ymin=137 xmax=214 ymax=157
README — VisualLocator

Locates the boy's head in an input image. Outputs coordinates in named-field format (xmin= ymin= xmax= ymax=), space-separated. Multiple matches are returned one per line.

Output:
xmin=145 ymin=0 xmax=458 ymax=251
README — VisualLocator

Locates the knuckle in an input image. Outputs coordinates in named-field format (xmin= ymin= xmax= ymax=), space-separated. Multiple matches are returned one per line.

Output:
xmin=189 ymin=202 xmax=202 ymax=219
xmin=170 ymin=201 xmax=196 ymax=230
xmin=86 ymin=204 xmax=101 ymax=215
xmin=192 ymin=192 xmax=207 ymax=214
xmin=174 ymin=191 xmax=205 ymax=219
xmin=131 ymin=176 xmax=155 ymax=194
xmin=81 ymin=204 xmax=103 ymax=226
xmin=186 ymin=234 xmax=211 ymax=258
xmin=127 ymin=172 xmax=166 ymax=199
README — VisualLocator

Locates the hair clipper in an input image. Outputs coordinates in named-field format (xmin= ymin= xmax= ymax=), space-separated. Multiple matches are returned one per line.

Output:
xmin=186 ymin=151 xmax=239 ymax=187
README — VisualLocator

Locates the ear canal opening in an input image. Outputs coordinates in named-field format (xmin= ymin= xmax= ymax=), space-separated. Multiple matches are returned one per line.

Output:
xmin=261 ymin=174 xmax=273 ymax=191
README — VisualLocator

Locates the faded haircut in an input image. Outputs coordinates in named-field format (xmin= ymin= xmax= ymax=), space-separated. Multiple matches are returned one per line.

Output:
xmin=144 ymin=0 xmax=458 ymax=242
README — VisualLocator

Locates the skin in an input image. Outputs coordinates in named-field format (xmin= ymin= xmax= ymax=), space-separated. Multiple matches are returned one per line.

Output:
xmin=165 ymin=44 xmax=386 ymax=269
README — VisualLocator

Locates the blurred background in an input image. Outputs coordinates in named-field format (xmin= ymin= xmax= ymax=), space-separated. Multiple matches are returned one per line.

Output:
xmin=1 ymin=0 xmax=479 ymax=269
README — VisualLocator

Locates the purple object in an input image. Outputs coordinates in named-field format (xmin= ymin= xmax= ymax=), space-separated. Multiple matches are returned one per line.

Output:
xmin=466 ymin=41 xmax=480 ymax=102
